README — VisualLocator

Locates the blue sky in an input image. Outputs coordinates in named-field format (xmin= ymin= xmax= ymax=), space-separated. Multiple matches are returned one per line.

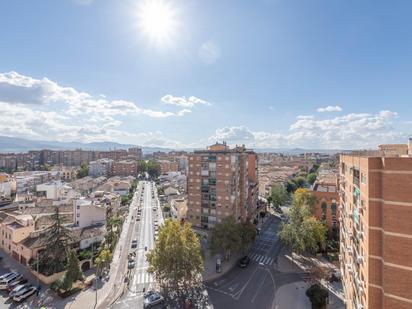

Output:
xmin=0 ymin=0 xmax=411 ymax=149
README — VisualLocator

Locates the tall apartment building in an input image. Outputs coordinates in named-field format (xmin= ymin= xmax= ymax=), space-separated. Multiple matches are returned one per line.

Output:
xmin=88 ymin=158 xmax=114 ymax=177
xmin=187 ymin=142 xmax=258 ymax=231
xmin=339 ymin=140 xmax=412 ymax=309
xmin=128 ymin=147 xmax=143 ymax=160
xmin=111 ymin=160 xmax=138 ymax=177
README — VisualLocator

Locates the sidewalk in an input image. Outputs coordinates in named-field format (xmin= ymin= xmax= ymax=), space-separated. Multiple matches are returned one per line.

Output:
xmin=202 ymin=251 xmax=241 ymax=283
xmin=284 ymin=252 xmax=345 ymax=302
xmin=63 ymin=192 xmax=137 ymax=309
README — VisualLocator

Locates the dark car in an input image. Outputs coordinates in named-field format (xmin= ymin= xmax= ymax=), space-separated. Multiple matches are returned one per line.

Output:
xmin=238 ymin=256 xmax=251 ymax=268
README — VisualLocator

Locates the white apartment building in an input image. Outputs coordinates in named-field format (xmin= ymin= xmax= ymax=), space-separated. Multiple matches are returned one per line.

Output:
xmin=36 ymin=181 xmax=79 ymax=206
xmin=73 ymin=198 xmax=106 ymax=228
xmin=89 ymin=159 xmax=114 ymax=178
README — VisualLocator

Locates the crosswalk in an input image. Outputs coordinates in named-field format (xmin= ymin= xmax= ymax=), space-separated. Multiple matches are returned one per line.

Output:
xmin=133 ymin=272 xmax=154 ymax=285
xmin=248 ymin=252 xmax=275 ymax=266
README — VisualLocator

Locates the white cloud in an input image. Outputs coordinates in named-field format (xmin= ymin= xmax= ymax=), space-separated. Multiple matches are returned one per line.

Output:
xmin=198 ymin=41 xmax=221 ymax=65
xmin=317 ymin=105 xmax=342 ymax=112
xmin=0 ymin=71 xmax=191 ymax=119
xmin=0 ymin=71 xmax=201 ymax=147
xmin=161 ymin=95 xmax=211 ymax=108
xmin=209 ymin=110 xmax=406 ymax=149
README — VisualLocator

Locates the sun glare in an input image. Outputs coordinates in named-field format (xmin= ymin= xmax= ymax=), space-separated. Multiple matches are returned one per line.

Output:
xmin=136 ymin=0 xmax=178 ymax=47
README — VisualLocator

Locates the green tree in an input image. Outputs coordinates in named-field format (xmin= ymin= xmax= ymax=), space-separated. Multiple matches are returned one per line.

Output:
xmin=270 ymin=184 xmax=288 ymax=208
xmin=238 ymin=221 xmax=256 ymax=253
xmin=306 ymin=284 xmax=329 ymax=309
xmin=209 ymin=216 xmax=241 ymax=259
xmin=137 ymin=160 xmax=147 ymax=173
xmin=61 ymin=250 xmax=83 ymax=291
xmin=38 ymin=207 xmax=74 ymax=275
xmin=307 ymin=173 xmax=317 ymax=185
xmin=294 ymin=188 xmax=318 ymax=211
xmin=147 ymin=160 xmax=161 ymax=178
xmin=279 ymin=190 xmax=327 ymax=254
xmin=95 ymin=247 xmax=113 ymax=274
xmin=77 ymin=163 xmax=89 ymax=179
xmin=147 ymin=219 xmax=203 ymax=293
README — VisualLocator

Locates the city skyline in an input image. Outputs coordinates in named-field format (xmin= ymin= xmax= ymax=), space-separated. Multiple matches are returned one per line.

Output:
xmin=1 ymin=0 xmax=412 ymax=149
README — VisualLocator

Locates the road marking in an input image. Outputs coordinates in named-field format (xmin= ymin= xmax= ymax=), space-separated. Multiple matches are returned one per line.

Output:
xmin=228 ymin=282 xmax=240 ymax=292
xmin=251 ymin=272 xmax=267 ymax=303
xmin=232 ymin=266 xmax=260 ymax=300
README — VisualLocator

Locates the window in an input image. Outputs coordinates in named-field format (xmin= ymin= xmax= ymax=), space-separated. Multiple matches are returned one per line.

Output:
xmin=321 ymin=202 xmax=327 ymax=222
xmin=361 ymin=173 xmax=367 ymax=184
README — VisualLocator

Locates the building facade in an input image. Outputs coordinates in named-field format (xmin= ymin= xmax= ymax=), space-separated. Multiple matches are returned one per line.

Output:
xmin=89 ymin=158 xmax=114 ymax=178
xmin=111 ymin=160 xmax=138 ymax=177
xmin=339 ymin=141 xmax=412 ymax=309
xmin=187 ymin=142 xmax=258 ymax=230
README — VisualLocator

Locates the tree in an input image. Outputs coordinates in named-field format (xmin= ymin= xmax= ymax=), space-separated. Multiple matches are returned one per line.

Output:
xmin=238 ymin=221 xmax=256 ymax=253
xmin=147 ymin=219 xmax=203 ymax=293
xmin=147 ymin=160 xmax=161 ymax=178
xmin=77 ymin=163 xmax=89 ymax=179
xmin=38 ymin=207 xmax=74 ymax=275
xmin=95 ymin=247 xmax=113 ymax=274
xmin=61 ymin=250 xmax=83 ymax=291
xmin=270 ymin=184 xmax=288 ymax=208
xmin=294 ymin=188 xmax=318 ymax=210
xmin=209 ymin=216 xmax=241 ymax=259
xmin=306 ymin=284 xmax=329 ymax=309
xmin=137 ymin=160 xmax=147 ymax=174
xmin=279 ymin=190 xmax=327 ymax=254
xmin=307 ymin=173 xmax=317 ymax=185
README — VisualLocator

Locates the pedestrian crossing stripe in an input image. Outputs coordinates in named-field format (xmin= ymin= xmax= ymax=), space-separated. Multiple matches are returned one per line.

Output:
xmin=248 ymin=253 xmax=274 ymax=266
xmin=133 ymin=272 xmax=154 ymax=285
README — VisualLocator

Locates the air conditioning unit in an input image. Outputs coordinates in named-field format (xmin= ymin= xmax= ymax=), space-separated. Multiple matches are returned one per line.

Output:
xmin=357 ymin=255 xmax=364 ymax=263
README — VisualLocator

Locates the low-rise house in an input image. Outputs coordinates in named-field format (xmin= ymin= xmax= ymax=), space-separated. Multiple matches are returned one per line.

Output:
xmin=70 ymin=176 xmax=106 ymax=194
xmin=0 ymin=213 xmax=35 ymax=261
xmin=36 ymin=181 xmax=79 ymax=206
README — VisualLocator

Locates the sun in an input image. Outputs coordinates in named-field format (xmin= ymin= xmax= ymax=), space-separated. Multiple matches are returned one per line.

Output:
xmin=136 ymin=0 xmax=178 ymax=47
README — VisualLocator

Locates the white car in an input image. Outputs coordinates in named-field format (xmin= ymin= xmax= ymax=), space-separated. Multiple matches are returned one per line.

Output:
xmin=13 ymin=286 xmax=37 ymax=302
xmin=0 ymin=272 xmax=16 ymax=281
xmin=143 ymin=292 xmax=164 ymax=308
xmin=9 ymin=284 xmax=31 ymax=298
xmin=0 ymin=274 xmax=23 ymax=290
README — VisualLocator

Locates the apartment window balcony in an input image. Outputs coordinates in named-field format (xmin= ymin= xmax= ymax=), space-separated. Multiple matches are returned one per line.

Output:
xmin=201 ymin=170 xmax=209 ymax=176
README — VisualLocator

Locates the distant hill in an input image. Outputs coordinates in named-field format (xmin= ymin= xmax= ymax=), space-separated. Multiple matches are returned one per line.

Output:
xmin=0 ymin=136 xmax=174 ymax=154
xmin=0 ymin=135 xmax=345 ymax=155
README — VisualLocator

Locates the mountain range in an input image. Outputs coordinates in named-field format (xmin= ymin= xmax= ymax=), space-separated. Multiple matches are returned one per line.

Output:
xmin=0 ymin=136 xmax=344 ymax=154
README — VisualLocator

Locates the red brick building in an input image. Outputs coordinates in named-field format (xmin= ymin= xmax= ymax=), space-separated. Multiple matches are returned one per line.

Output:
xmin=339 ymin=140 xmax=412 ymax=309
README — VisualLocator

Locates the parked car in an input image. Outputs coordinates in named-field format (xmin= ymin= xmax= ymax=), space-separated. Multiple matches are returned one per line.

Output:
xmin=13 ymin=286 xmax=37 ymax=302
xmin=144 ymin=292 xmax=164 ymax=308
xmin=0 ymin=274 xmax=23 ymax=290
xmin=6 ymin=278 xmax=28 ymax=292
xmin=238 ymin=256 xmax=251 ymax=268
xmin=131 ymin=239 xmax=138 ymax=249
xmin=0 ymin=272 xmax=16 ymax=281
xmin=128 ymin=260 xmax=136 ymax=269
xmin=9 ymin=283 xmax=31 ymax=298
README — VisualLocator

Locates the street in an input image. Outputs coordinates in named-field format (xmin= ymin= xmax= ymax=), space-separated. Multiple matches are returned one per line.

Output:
xmin=206 ymin=216 xmax=308 ymax=309
xmin=112 ymin=181 xmax=163 ymax=309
